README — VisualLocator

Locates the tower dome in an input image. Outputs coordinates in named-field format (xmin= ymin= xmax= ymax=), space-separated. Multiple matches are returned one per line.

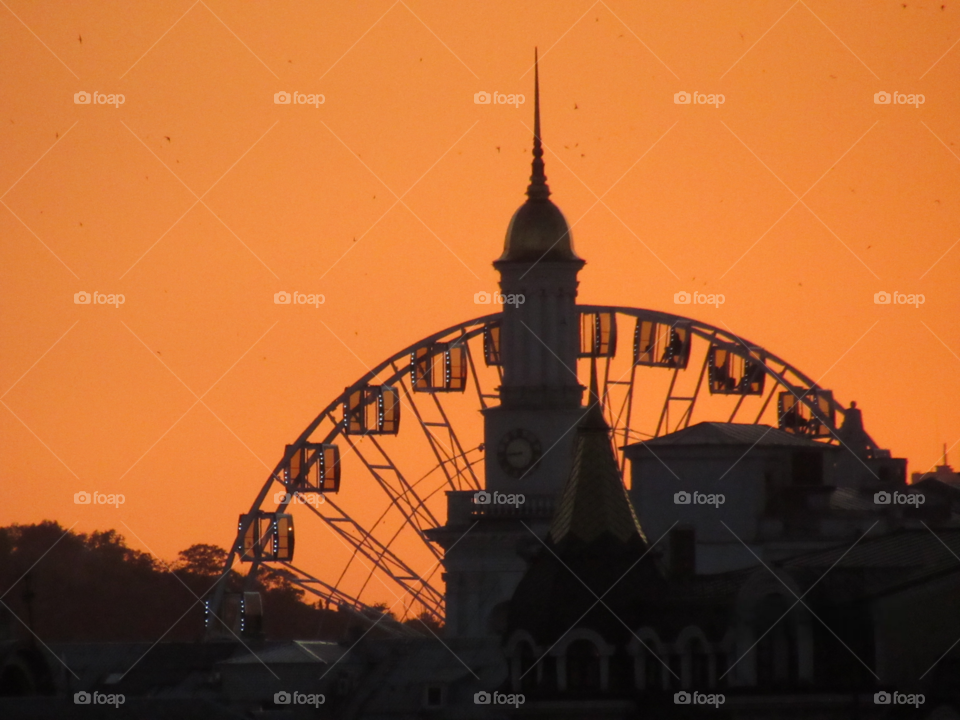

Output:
xmin=498 ymin=51 xmax=581 ymax=264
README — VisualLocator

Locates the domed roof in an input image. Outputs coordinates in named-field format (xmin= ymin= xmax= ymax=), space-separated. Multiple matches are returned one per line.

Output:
xmin=500 ymin=196 xmax=577 ymax=263
xmin=497 ymin=50 xmax=582 ymax=265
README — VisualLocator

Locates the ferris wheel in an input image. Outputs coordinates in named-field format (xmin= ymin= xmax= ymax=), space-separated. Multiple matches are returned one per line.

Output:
xmin=209 ymin=304 xmax=846 ymax=632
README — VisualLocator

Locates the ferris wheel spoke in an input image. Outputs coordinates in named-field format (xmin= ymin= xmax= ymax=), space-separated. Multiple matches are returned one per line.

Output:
xmin=305 ymin=498 xmax=444 ymax=612
xmin=341 ymin=433 xmax=441 ymax=544
xmin=677 ymin=343 xmax=711 ymax=432
xmin=392 ymin=370 xmax=464 ymax=495
xmin=428 ymin=390 xmax=481 ymax=491
xmin=367 ymin=433 xmax=442 ymax=530
xmin=334 ymin=452 xmax=484 ymax=609
xmin=338 ymin=452 xmax=487 ymax=612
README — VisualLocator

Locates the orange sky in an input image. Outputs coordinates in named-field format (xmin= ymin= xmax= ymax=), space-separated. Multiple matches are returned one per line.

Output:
xmin=2 ymin=1 xmax=959 ymax=605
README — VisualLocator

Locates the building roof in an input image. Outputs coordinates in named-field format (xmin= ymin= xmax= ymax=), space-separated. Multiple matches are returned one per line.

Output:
xmin=550 ymin=370 xmax=644 ymax=546
xmin=220 ymin=640 xmax=343 ymax=665
xmin=626 ymin=422 xmax=831 ymax=451
xmin=507 ymin=368 xmax=658 ymax=645
xmin=778 ymin=528 xmax=960 ymax=599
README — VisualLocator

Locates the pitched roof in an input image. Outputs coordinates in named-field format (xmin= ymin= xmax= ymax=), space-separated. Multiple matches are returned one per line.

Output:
xmin=221 ymin=640 xmax=343 ymax=665
xmin=626 ymin=422 xmax=831 ymax=450
xmin=549 ymin=370 xmax=644 ymax=546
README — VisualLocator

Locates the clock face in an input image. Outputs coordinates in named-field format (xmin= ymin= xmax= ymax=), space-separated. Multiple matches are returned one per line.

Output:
xmin=497 ymin=429 xmax=542 ymax=478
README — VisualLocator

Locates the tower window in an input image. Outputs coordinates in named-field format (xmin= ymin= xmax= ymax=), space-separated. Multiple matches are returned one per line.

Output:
xmin=670 ymin=527 xmax=696 ymax=577
xmin=567 ymin=639 xmax=602 ymax=692
xmin=423 ymin=684 xmax=444 ymax=708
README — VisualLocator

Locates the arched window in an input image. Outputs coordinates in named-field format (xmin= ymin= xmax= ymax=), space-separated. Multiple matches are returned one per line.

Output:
xmin=715 ymin=651 xmax=729 ymax=687
xmin=518 ymin=641 xmax=537 ymax=692
xmin=688 ymin=638 xmax=710 ymax=687
xmin=567 ymin=639 xmax=601 ymax=692
xmin=667 ymin=653 xmax=682 ymax=689
xmin=643 ymin=647 xmax=662 ymax=690
xmin=755 ymin=594 xmax=799 ymax=688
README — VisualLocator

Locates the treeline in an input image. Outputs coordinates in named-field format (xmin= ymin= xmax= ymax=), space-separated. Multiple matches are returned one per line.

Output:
xmin=0 ymin=522 xmax=437 ymax=643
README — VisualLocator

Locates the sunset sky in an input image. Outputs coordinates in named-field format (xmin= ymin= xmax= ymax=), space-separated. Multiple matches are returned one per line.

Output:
xmin=1 ymin=1 xmax=959 ymax=606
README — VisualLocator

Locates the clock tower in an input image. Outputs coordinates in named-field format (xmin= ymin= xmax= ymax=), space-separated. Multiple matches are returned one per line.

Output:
xmin=430 ymin=52 xmax=589 ymax=638
xmin=483 ymin=55 xmax=585 ymax=496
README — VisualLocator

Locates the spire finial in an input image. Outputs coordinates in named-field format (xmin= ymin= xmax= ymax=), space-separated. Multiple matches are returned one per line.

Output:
xmin=527 ymin=48 xmax=549 ymax=200
xmin=581 ymin=356 xmax=608 ymax=430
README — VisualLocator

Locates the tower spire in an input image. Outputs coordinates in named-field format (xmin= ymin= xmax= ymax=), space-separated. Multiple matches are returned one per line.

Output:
xmin=527 ymin=48 xmax=550 ymax=200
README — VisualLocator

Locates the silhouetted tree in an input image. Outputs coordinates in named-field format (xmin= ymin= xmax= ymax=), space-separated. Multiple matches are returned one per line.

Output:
xmin=0 ymin=522 xmax=347 ymax=642
xmin=173 ymin=543 xmax=229 ymax=576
